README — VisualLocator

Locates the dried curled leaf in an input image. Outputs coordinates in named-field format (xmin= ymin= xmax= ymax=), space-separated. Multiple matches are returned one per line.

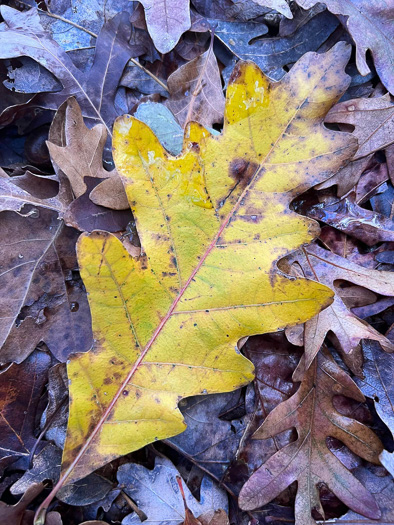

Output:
xmin=58 ymin=44 xmax=356 ymax=489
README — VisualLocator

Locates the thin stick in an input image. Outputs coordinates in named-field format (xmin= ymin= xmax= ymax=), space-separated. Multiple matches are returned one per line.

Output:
xmin=121 ymin=490 xmax=147 ymax=521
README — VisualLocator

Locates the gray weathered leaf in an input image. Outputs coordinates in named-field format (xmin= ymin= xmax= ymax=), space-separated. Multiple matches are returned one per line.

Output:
xmin=215 ymin=11 xmax=339 ymax=80
xmin=296 ymin=0 xmax=394 ymax=94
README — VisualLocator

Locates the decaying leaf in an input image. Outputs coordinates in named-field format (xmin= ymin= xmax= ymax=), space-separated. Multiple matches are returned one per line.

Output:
xmin=0 ymin=209 xmax=92 ymax=364
xmin=117 ymin=457 xmax=227 ymax=525
xmin=249 ymin=0 xmax=292 ymax=18
xmin=38 ymin=45 xmax=360 ymax=514
xmin=239 ymin=348 xmax=383 ymax=523
xmin=295 ymin=0 xmax=394 ymax=94
xmin=166 ymin=45 xmax=225 ymax=128
xmin=302 ymin=191 xmax=394 ymax=246
xmin=168 ymin=390 xmax=246 ymax=480
xmin=0 ymin=483 xmax=62 ymax=525
xmin=325 ymin=464 xmax=394 ymax=524
xmin=326 ymin=95 xmax=394 ymax=161
xmin=282 ymin=243 xmax=394 ymax=375
xmin=0 ymin=168 xmax=66 ymax=214
xmin=356 ymin=341 xmax=394 ymax=437
xmin=40 ymin=364 xmax=69 ymax=449
xmin=0 ymin=351 xmax=50 ymax=472
xmin=225 ymin=333 xmax=301 ymax=494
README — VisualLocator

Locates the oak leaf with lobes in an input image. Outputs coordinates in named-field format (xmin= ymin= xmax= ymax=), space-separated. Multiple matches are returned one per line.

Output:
xmin=38 ymin=43 xmax=358 ymax=515
xmin=238 ymin=348 xmax=383 ymax=524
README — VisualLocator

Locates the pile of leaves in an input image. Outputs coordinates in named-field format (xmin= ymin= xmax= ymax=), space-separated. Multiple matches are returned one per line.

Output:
xmin=0 ymin=0 xmax=393 ymax=524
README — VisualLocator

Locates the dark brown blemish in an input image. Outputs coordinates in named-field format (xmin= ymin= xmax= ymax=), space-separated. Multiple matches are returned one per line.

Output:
xmin=228 ymin=158 xmax=259 ymax=189
xmin=104 ymin=377 xmax=112 ymax=385
xmin=123 ymin=390 xmax=129 ymax=396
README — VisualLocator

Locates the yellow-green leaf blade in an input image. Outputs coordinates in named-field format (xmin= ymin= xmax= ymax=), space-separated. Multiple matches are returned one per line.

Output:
xmin=61 ymin=43 xmax=357 ymax=485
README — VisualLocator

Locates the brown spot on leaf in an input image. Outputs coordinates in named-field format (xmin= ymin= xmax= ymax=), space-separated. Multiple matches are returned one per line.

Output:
xmin=229 ymin=159 xmax=259 ymax=188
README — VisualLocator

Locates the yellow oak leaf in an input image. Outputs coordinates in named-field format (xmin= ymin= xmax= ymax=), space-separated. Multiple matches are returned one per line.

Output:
xmin=43 ymin=43 xmax=358 ymax=502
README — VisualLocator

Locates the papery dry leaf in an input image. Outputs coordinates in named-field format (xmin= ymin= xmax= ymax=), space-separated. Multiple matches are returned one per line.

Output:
xmin=197 ymin=509 xmax=229 ymax=525
xmin=166 ymin=45 xmax=225 ymax=128
xmin=117 ymin=457 xmax=227 ymax=525
xmin=0 ymin=483 xmax=45 ymax=524
xmin=303 ymin=191 xmax=394 ymax=246
xmin=326 ymin=95 xmax=394 ymax=161
xmin=356 ymin=340 xmax=394 ymax=439
xmin=295 ymin=0 xmax=394 ymax=94
xmin=225 ymin=333 xmax=300 ymax=495
xmin=139 ymin=0 xmax=191 ymax=54
xmin=62 ymin=178 xmax=133 ymax=233
xmin=0 ymin=168 xmax=66 ymax=214
xmin=282 ymin=244 xmax=394 ymax=376
xmin=239 ymin=348 xmax=383 ymax=524
xmin=36 ymin=46 xmax=359 ymax=521
xmin=47 ymin=98 xmax=129 ymax=211
xmin=168 ymin=391 xmax=246 ymax=481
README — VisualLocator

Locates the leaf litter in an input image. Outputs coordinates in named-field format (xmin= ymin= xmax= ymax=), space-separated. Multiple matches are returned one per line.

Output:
xmin=0 ymin=1 xmax=392 ymax=524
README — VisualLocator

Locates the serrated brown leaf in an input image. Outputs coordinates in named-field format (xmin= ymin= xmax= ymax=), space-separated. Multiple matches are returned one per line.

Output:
xmin=239 ymin=348 xmax=383 ymax=524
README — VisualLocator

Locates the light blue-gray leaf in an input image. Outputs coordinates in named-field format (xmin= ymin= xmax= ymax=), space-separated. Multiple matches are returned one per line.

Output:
xmin=135 ymin=102 xmax=184 ymax=156
xmin=118 ymin=456 xmax=228 ymax=525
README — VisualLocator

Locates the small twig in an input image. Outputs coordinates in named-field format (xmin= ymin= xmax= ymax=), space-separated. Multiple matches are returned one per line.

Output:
xmin=121 ymin=489 xmax=148 ymax=521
